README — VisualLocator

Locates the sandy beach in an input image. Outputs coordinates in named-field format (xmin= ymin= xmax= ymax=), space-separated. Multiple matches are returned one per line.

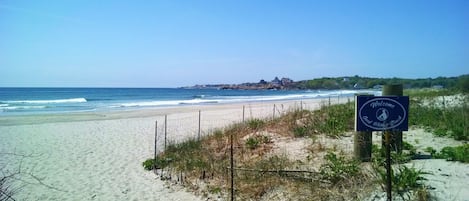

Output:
xmin=0 ymin=99 xmax=333 ymax=201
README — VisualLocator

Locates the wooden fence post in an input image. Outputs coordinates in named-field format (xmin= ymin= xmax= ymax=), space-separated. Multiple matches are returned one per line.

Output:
xmin=164 ymin=115 xmax=167 ymax=150
xmin=242 ymin=105 xmax=245 ymax=123
xmin=154 ymin=121 xmax=158 ymax=171
xmin=198 ymin=110 xmax=201 ymax=140
xmin=273 ymin=104 xmax=276 ymax=119
xmin=230 ymin=132 xmax=235 ymax=201
xmin=354 ymin=94 xmax=373 ymax=162
xmin=382 ymin=84 xmax=403 ymax=153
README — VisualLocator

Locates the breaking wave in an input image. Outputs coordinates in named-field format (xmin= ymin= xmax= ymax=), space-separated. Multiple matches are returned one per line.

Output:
xmin=1 ymin=98 xmax=87 ymax=104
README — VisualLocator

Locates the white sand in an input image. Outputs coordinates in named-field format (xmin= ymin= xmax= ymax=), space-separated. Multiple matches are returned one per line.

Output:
xmin=0 ymin=99 xmax=330 ymax=201
xmin=367 ymin=129 xmax=469 ymax=201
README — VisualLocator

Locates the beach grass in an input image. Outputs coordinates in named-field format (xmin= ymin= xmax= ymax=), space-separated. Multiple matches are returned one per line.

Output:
xmin=143 ymin=103 xmax=374 ymax=200
xmin=406 ymin=89 xmax=468 ymax=141
xmin=425 ymin=144 xmax=469 ymax=163
xmin=371 ymin=143 xmax=431 ymax=200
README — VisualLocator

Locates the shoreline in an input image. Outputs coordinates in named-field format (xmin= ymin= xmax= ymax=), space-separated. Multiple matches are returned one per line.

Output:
xmin=0 ymin=98 xmax=348 ymax=126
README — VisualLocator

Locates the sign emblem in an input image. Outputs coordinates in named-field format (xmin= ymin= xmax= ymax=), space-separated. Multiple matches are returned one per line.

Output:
xmin=376 ymin=108 xmax=389 ymax=121
xmin=356 ymin=96 xmax=409 ymax=131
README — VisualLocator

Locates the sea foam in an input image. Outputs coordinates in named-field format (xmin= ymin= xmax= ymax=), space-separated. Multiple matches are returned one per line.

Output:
xmin=1 ymin=105 xmax=48 ymax=111
xmin=118 ymin=99 xmax=221 ymax=107
xmin=2 ymin=98 xmax=87 ymax=104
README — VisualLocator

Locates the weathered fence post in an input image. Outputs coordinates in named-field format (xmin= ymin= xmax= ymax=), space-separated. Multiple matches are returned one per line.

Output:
xmin=164 ymin=115 xmax=167 ymax=150
xmin=242 ymin=105 xmax=245 ymax=123
xmin=198 ymin=110 xmax=201 ymax=140
xmin=154 ymin=121 xmax=158 ymax=171
xmin=382 ymin=84 xmax=403 ymax=153
xmin=273 ymin=104 xmax=276 ymax=119
xmin=230 ymin=131 xmax=235 ymax=201
xmin=354 ymin=94 xmax=373 ymax=162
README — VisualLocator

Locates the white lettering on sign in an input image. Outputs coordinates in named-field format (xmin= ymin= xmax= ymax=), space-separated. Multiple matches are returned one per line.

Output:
xmin=358 ymin=97 xmax=407 ymax=130
xmin=370 ymin=101 xmax=395 ymax=109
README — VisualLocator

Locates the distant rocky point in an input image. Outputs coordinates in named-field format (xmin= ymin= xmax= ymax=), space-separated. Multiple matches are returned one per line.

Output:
xmin=184 ymin=77 xmax=295 ymax=90
xmin=182 ymin=75 xmax=467 ymax=91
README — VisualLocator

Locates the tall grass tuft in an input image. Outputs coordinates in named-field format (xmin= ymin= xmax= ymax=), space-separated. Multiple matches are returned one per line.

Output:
xmin=319 ymin=152 xmax=361 ymax=184
xmin=294 ymin=101 xmax=354 ymax=138
xmin=431 ymin=144 xmax=469 ymax=163
xmin=246 ymin=118 xmax=265 ymax=130
xmin=142 ymin=102 xmax=375 ymax=199
xmin=407 ymin=90 xmax=468 ymax=141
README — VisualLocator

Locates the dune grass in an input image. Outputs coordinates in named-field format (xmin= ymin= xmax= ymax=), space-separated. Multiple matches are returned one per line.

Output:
xmin=143 ymin=104 xmax=372 ymax=200
xmin=290 ymin=101 xmax=355 ymax=138
xmin=406 ymin=89 xmax=468 ymax=141
xmin=425 ymin=144 xmax=469 ymax=163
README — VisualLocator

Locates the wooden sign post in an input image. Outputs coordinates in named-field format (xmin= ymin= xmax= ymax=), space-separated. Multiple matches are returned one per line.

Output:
xmin=355 ymin=85 xmax=408 ymax=201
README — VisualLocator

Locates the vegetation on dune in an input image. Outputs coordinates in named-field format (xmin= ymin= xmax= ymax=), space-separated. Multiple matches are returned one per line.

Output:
xmin=143 ymin=104 xmax=371 ymax=200
xmin=406 ymin=89 xmax=468 ymax=141
xmin=291 ymin=101 xmax=354 ymax=138
xmin=319 ymin=152 xmax=361 ymax=184
xmin=425 ymin=144 xmax=469 ymax=163
xmin=371 ymin=144 xmax=431 ymax=200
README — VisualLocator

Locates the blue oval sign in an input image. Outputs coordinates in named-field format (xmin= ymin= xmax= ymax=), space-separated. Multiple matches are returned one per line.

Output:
xmin=357 ymin=96 xmax=409 ymax=131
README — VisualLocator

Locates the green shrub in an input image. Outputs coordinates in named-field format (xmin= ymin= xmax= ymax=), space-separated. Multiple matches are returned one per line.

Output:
xmin=143 ymin=156 xmax=173 ymax=170
xmin=434 ymin=144 xmax=469 ymax=163
xmin=213 ymin=129 xmax=224 ymax=138
xmin=293 ymin=126 xmax=308 ymax=137
xmin=319 ymin=152 xmax=360 ymax=184
xmin=372 ymin=144 xmax=412 ymax=164
xmin=373 ymin=161 xmax=428 ymax=200
xmin=143 ymin=158 xmax=156 ymax=170
xmin=247 ymin=119 xmax=265 ymax=130
xmin=393 ymin=166 xmax=428 ymax=200
xmin=245 ymin=137 xmax=260 ymax=150
xmin=166 ymin=138 xmax=202 ymax=156
xmin=304 ymin=102 xmax=354 ymax=137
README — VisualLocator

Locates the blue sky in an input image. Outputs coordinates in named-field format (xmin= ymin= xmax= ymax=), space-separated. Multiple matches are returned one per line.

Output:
xmin=1 ymin=0 xmax=468 ymax=87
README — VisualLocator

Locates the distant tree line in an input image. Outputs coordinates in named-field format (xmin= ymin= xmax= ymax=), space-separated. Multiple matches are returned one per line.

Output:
xmin=292 ymin=74 xmax=469 ymax=92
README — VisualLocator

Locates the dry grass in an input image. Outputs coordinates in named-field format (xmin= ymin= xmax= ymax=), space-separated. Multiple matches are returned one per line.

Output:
xmin=145 ymin=106 xmax=376 ymax=200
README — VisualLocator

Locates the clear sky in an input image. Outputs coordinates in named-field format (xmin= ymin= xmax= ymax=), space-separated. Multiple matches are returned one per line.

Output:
xmin=1 ymin=0 xmax=468 ymax=87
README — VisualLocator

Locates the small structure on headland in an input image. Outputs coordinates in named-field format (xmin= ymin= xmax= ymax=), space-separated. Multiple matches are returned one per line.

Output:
xmin=218 ymin=76 xmax=295 ymax=90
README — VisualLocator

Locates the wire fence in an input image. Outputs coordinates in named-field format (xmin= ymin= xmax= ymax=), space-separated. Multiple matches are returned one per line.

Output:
xmin=147 ymin=96 xmax=354 ymax=200
xmin=151 ymin=97 xmax=352 ymax=153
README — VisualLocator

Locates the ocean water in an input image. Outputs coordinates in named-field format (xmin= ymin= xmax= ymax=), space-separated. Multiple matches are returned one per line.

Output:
xmin=0 ymin=88 xmax=380 ymax=115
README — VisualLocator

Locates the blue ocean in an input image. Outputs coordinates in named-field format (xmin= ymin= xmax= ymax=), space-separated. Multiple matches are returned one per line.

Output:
xmin=0 ymin=88 xmax=379 ymax=115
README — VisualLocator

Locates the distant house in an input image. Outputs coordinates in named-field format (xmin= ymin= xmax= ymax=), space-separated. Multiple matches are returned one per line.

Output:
xmin=259 ymin=79 xmax=268 ymax=85
xmin=354 ymin=83 xmax=365 ymax=89
xmin=271 ymin=77 xmax=282 ymax=85
xmin=281 ymin=78 xmax=293 ymax=86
